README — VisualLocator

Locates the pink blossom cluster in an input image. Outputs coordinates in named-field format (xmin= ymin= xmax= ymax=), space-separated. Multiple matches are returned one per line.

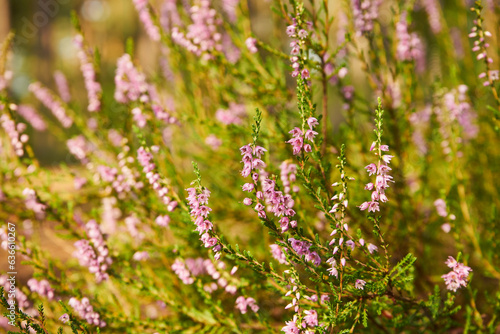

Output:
xmin=270 ymin=244 xmax=288 ymax=264
xmin=287 ymin=117 xmax=318 ymax=155
xmin=351 ymin=0 xmax=381 ymax=36
xmin=186 ymin=187 xmax=222 ymax=259
xmin=0 ymin=112 xmax=28 ymax=156
xmin=396 ymin=13 xmax=424 ymax=69
xmin=67 ymin=135 xmax=91 ymax=164
xmin=132 ymin=107 xmax=147 ymax=128
xmin=0 ymin=70 xmax=12 ymax=91
xmin=240 ymin=143 xmax=267 ymax=179
xmin=132 ymin=251 xmax=149 ymax=261
xmin=171 ymin=0 xmax=223 ymax=60
xmin=73 ymin=220 xmax=112 ymax=283
xmin=469 ymin=24 xmax=498 ymax=86
xmin=172 ymin=259 xmax=195 ymax=284
xmin=27 ymin=278 xmax=55 ymax=300
xmin=216 ymin=102 xmax=247 ymax=125
xmin=29 ymin=82 xmax=73 ymax=128
xmin=359 ymin=143 xmax=394 ymax=213
xmin=133 ymin=0 xmax=161 ymax=41
xmin=286 ymin=21 xmax=311 ymax=79
xmin=114 ymin=54 xmax=149 ymax=103
xmin=245 ymin=37 xmax=258 ymax=54
xmin=68 ymin=297 xmax=106 ymax=327
xmin=53 ymin=70 xmax=71 ymax=103
xmin=22 ymin=188 xmax=47 ymax=218
xmin=235 ymin=296 xmax=259 ymax=314
xmin=288 ymin=238 xmax=321 ymax=266
xmin=282 ymin=315 xmax=300 ymax=334
xmin=74 ymin=34 xmax=102 ymax=112
xmin=137 ymin=147 xmax=178 ymax=210
xmin=16 ymin=105 xmax=47 ymax=131
xmin=280 ymin=161 xmax=299 ymax=194
xmin=101 ymin=197 xmax=120 ymax=234
xmin=441 ymin=256 xmax=472 ymax=292
xmin=421 ymin=0 xmax=442 ymax=33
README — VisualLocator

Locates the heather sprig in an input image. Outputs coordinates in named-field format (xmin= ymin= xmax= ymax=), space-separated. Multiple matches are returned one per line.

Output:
xmin=1 ymin=1 xmax=500 ymax=333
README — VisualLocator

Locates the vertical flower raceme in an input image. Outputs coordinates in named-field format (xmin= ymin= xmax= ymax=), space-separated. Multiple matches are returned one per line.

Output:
xmin=186 ymin=185 xmax=221 ymax=259
xmin=29 ymin=82 xmax=73 ymax=128
xmin=359 ymin=100 xmax=394 ymax=213
xmin=132 ymin=0 xmax=161 ymax=41
xmin=468 ymin=7 xmax=498 ymax=87
xmin=441 ymin=256 xmax=472 ymax=292
xmin=420 ymin=0 xmax=442 ymax=33
xmin=73 ymin=220 xmax=112 ymax=283
xmin=287 ymin=18 xmax=311 ymax=79
xmin=74 ymin=34 xmax=102 ymax=112
xmin=137 ymin=146 xmax=177 ymax=211
xmin=396 ymin=12 xmax=425 ymax=71
xmin=286 ymin=117 xmax=318 ymax=155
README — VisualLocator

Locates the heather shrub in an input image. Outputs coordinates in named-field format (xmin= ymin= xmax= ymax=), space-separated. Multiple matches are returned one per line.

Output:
xmin=1 ymin=0 xmax=500 ymax=333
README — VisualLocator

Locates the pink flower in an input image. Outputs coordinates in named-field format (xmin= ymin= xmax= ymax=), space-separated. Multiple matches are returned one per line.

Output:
xmin=355 ymin=279 xmax=366 ymax=289
xmin=303 ymin=310 xmax=318 ymax=327
xmin=442 ymin=257 xmax=472 ymax=292
xmin=307 ymin=117 xmax=319 ymax=129
xmin=365 ymin=163 xmax=377 ymax=176
xmin=245 ymin=37 xmax=258 ymax=54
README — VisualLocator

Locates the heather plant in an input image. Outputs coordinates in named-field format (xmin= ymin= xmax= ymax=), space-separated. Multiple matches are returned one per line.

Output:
xmin=0 ymin=0 xmax=500 ymax=333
